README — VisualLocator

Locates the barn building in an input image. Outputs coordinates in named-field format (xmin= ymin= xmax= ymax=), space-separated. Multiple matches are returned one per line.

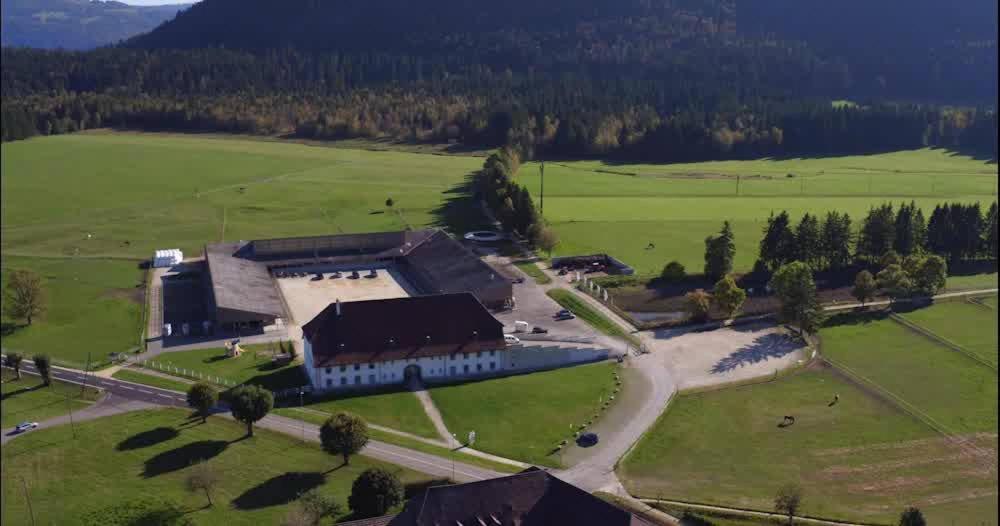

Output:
xmin=301 ymin=293 xmax=508 ymax=390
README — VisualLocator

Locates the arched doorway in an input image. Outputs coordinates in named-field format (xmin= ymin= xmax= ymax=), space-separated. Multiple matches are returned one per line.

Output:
xmin=403 ymin=364 xmax=422 ymax=386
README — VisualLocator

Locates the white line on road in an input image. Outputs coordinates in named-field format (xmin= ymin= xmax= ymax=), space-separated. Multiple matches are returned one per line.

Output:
xmin=119 ymin=385 xmax=134 ymax=390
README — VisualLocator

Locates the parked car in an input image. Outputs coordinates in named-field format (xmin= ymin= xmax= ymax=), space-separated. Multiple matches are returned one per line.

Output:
xmin=555 ymin=313 xmax=576 ymax=321
xmin=531 ymin=326 xmax=548 ymax=334
xmin=511 ymin=276 xmax=525 ymax=284
xmin=504 ymin=334 xmax=521 ymax=345
xmin=577 ymin=432 xmax=599 ymax=447
xmin=14 ymin=422 xmax=38 ymax=433
xmin=555 ymin=309 xmax=571 ymax=317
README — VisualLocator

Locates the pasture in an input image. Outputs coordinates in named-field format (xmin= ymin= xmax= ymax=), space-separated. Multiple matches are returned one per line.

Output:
xmin=900 ymin=299 xmax=999 ymax=367
xmin=0 ymin=408 xmax=431 ymax=526
xmin=279 ymin=388 xmax=439 ymax=440
xmin=429 ymin=362 xmax=619 ymax=467
xmin=520 ymin=149 xmax=998 ymax=274
xmin=1 ymin=132 xmax=484 ymax=367
xmin=1 ymin=369 xmax=101 ymax=428
xmin=618 ymin=368 xmax=998 ymax=525
xmin=821 ymin=310 xmax=997 ymax=434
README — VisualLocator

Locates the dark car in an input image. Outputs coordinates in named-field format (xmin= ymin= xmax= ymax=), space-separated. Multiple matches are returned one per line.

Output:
xmin=511 ymin=276 xmax=525 ymax=284
xmin=576 ymin=432 xmax=599 ymax=447
xmin=555 ymin=313 xmax=576 ymax=321
xmin=531 ymin=326 xmax=548 ymax=334
xmin=555 ymin=309 xmax=571 ymax=317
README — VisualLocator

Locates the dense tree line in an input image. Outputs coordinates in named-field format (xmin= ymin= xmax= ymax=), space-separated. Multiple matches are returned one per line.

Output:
xmin=756 ymin=201 xmax=998 ymax=275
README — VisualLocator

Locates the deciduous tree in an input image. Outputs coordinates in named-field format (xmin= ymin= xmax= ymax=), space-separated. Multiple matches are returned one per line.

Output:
xmin=4 ymin=268 xmax=46 ymax=325
xmin=348 ymin=468 xmax=403 ymax=518
xmin=711 ymin=275 xmax=746 ymax=319
xmin=185 ymin=461 xmax=220 ymax=508
xmin=912 ymin=254 xmax=947 ymax=295
xmin=851 ymin=270 xmax=877 ymax=307
xmin=876 ymin=264 xmax=912 ymax=303
xmin=769 ymin=262 xmax=824 ymax=335
xmin=684 ymin=289 xmax=712 ymax=323
xmin=320 ymin=412 xmax=370 ymax=466
xmin=4 ymin=352 xmax=24 ymax=380
xmin=898 ymin=507 xmax=926 ymax=526
xmin=186 ymin=383 xmax=219 ymax=424
xmin=660 ymin=261 xmax=686 ymax=282
xmin=774 ymin=484 xmax=803 ymax=526
xmin=32 ymin=354 xmax=51 ymax=386
xmin=532 ymin=225 xmax=559 ymax=258
xmin=228 ymin=384 xmax=273 ymax=437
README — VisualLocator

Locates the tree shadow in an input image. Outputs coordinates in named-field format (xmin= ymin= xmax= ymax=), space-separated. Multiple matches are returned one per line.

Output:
xmin=429 ymin=172 xmax=495 ymax=234
xmin=1 ymin=321 xmax=26 ymax=337
xmin=710 ymin=333 xmax=800 ymax=374
xmin=117 ymin=427 xmax=180 ymax=451
xmin=0 ymin=382 xmax=46 ymax=401
xmin=404 ymin=478 xmax=452 ymax=499
xmin=243 ymin=365 xmax=309 ymax=392
xmin=142 ymin=440 xmax=228 ymax=478
xmin=231 ymin=471 xmax=326 ymax=509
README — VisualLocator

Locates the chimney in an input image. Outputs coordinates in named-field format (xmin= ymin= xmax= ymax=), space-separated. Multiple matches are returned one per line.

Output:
xmin=335 ymin=299 xmax=341 ymax=316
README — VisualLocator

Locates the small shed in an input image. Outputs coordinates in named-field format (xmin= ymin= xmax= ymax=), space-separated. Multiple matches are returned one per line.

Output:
xmin=153 ymin=249 xmax=184 ymax=268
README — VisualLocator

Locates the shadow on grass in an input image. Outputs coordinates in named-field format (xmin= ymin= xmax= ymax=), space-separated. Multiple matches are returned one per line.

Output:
xmin=117 ymin=427 xmax=180 ymax=451
xmin=429 ymin=172 xmax=495 ymax=233
xmin=142 ymin=440 xmax=228 ymax=478
xmin=0 ymin=382 xmax=46 ymax=401
xmin=231 ymin=471 xmax=326 ymax=509
xmin=244 ymin=365 xmax=309 ymax=392
xmin=1 ymin=321 xmax=26 ymax=337
xmin=404 ymin=478 xmax=452 ymax=499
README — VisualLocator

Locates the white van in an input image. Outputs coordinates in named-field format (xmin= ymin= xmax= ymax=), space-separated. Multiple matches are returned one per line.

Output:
xmin=504 ymin=334 xmax=521 ymax=345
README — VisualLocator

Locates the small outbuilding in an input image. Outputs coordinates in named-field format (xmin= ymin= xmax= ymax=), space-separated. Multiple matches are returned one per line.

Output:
xmin=153 ymin=249 xmax=184 ymax=268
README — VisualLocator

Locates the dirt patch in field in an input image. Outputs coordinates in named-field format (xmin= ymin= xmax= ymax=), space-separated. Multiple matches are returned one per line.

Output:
xmin=813 ymin=433 xmax=998 ymax=457
xmin=820 ymin=451 xmax=994 ymax=478
xmin=101 ymin=287 xmax=144 ymax=305
xmin=917 ymin=488 xmax=999 ymax=506
xmin=846 ymin=469 xmax=994 ymax=495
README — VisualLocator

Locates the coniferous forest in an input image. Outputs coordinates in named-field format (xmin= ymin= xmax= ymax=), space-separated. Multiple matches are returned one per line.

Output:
xmin=2 ymin=0 xmax=997 ymax=161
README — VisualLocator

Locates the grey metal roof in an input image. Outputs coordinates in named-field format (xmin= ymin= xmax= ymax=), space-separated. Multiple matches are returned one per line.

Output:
xmin=204 ymin=242 xmax=285 ymax=319
xmin=402 ymin=230 xmax=511 ymax=298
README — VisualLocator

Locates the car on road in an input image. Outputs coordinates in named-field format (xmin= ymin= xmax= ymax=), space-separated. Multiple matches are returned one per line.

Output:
xmin=531 ymin=326 xmax=548 ymax=334
xmin=510 ymin=276 xmax=525 ymax=284
xmin=577 ymin=432 xmax=599 ymax=447
xmin=504 ymin=334 xmax=521 ymax=345
xmin=555 ymin=309 xmax=571 ymax=317
xmin=14 ymin=422 xmax=39 ymax=433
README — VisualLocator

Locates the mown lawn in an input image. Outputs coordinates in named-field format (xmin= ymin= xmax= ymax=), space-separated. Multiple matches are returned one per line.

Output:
xmin=900 ymin=300 xmax=999 ymax=367
xmin=546 ymin=288 xmax=638 ymax=345
xmin=140 ymin=343 xmax=307 ymax=390
xmin=1 ymin=133 xmax=487 ymax=371
xmin=112 ymin=368 xmax=193 ymax=393
xmin=1 ymin=369 xmax=102 ymax=428
xmin=0 ymin=257 xmax=144 ymax=370
xmin=519 ymin=149 xmax=997 ymax=275
xmin=618 ymin=369 xmax=998 ymax=525
xmin=946 ymin=272 xmax=999 ymax=291
xmin=0 ymin=408 xmax=433 ymax=526
xmin=821 ymin=311 xmax=998 ymax=433
xmin=430 ymin=362 xmax=618 ymax=467
xmin=513 ymin=260 xmax=552 ymax=284
xmin=277 ymin=387 xmax=439 ymax=439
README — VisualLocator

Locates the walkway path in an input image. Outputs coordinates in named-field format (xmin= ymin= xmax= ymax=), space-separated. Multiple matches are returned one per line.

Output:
xmin=410 ymin=382 xmax=460 ymax=447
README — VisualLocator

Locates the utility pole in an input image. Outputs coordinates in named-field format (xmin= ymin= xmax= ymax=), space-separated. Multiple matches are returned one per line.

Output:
xmin=21 ymin=477 xmax=36 ymax=526
xmin=736 ymin=175 xmax=741 ymax=195
xmin=539 ymin=161 xmax=545 ymax=216
xmin=299 ymin=389 xmax=305 ymax=443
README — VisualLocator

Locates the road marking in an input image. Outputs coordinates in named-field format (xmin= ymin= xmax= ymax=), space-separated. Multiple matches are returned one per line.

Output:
xmin=157 ymin=393 xmax=172 ymax=398
xmin=137 ymin=390 xmax=153 ymax=394
xmin=119 ymin=385 xmax=134 ymax=390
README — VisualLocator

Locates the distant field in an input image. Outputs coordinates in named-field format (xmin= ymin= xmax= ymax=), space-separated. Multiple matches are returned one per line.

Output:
xmin=1 ymin=369 xmax=101 ymax=428
xmin=283 ymin=388 xmax=439 ymax=439
xmin=521 ymin=149 xmax=997 ymax=274
xmin=1 ymin=256 xmax=144 ymax=370
xmin=821 ymin=310 xmax=998 ymax=434
xmin=900 ymin=299 xmax=999 ymax=367
xmin=1 ymin=133 xmax=485 ymax=368
xmin=0 ymin=408 xmax=431 ymax=525
xmin=430 ymin=362 xmax=618 ymax=467
xmin=946 ymin=272 xmax=999 ymax=291
xmin=618 ymin=369 xmax=998 ymax=524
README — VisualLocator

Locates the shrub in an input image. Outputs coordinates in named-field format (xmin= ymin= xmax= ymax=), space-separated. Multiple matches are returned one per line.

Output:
xmin=660 ymin=261 xmax=686 ymax=282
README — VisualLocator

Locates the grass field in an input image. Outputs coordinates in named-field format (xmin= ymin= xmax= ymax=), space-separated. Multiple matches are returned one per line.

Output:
xmin=1 ymin=132 xmax=486 ymax=368
xmin=270 ymin=407 xmax=521 ymax=474
xmin=140 ymin=344 xmax=307 ymax=390
xmin=0 ymin=408 xmax=433 ymax=526
xmin=520 ymin=149 xmax=997 ymax=274
xmin=821 ymin=311 xmax=998 ymax=434
xmin=513 ymin=260 xmax=552 ymax=284
xmin=277 ymin=388 xmax=439 ymax=439
xmin=546 ymin=289 xmax=639 ymax=345
xmin=946 ymin=272 xmax=999 ymax=291
xmin=981 ymin=296 xmax=999 ymax=309
xmin=900 ymin=300 xmax=999 ymax=367
xmin=429 ymin=362 xmax=618 ymax=467
xmin=618 ymin=369 xmax=998 ymax=524
xmin=1 ymin=369 xmax=102 ymax=428
xmin=1 ymin=256 xmax=144 ymax=370
xmin=112 ymin=368 xmax=193 ymax=392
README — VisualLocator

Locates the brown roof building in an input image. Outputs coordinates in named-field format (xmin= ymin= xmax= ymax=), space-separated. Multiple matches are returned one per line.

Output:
xmin=302 ymin=293 xmax=506 ymax=367
xmin=340 ymin=468 xmax=654 ymax=526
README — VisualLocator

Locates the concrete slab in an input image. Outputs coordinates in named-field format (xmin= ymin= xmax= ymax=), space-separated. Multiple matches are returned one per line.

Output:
xmin=275 ymin=264 xmax=416 ymax=325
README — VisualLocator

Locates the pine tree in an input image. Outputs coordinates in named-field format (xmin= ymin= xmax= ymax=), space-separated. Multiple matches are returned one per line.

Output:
xmin=794 ymin=213 xmax=821 ymax=269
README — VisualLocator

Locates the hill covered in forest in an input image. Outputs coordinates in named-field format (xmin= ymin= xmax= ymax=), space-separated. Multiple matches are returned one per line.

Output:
xmin=1 ymin=0 xmax=190 ymax=50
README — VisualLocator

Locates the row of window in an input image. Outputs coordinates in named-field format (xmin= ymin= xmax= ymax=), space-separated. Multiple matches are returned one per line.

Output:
xmin=322 ymin=362 xmax=498 ymax=388
xmin=323 ymin=351 xmax=497 ymax=375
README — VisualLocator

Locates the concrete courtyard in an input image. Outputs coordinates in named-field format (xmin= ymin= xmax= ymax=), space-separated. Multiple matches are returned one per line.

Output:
xmin=274 ymin=264 xmax=417 ymax=325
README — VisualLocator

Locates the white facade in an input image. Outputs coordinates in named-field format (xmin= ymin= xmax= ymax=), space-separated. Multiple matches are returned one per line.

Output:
xmin=153 ymin=249 xmax=184 ymax=268
xmin=303 ymin=337 xmax=610 ymax=391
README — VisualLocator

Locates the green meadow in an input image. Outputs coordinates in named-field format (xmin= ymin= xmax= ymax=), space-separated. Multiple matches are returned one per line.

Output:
xmin=520 ymin=149 xmax=997 ymax=274
xmin=1 ymin=132 xmax=485 ymax=366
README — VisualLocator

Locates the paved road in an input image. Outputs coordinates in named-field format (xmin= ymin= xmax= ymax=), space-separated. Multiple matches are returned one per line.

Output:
xmin=1 ymin=362 xmax=508 ymax=483
xmin=2 ymin=394 xmax=155 ymax=445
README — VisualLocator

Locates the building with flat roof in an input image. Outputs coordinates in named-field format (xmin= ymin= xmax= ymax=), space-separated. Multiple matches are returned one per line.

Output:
xmin=301 ymin=293 xmax=508 ymax=390
xmin=339 ymin=468 xmax=654 ymax=526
